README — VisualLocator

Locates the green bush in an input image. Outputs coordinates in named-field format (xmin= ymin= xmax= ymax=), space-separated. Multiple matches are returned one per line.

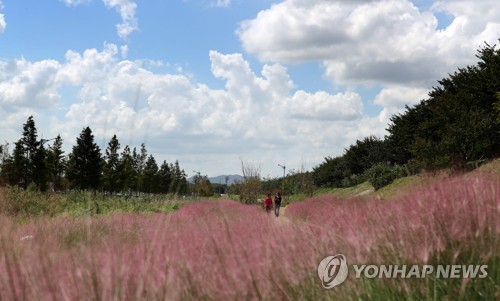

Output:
xmin=0 ymin=186 xmax=61 ymax=216
xmin=0 ymin=187 xmax=182 ymax=217
xmin=365 ymin=163 xmax=404 ymax=190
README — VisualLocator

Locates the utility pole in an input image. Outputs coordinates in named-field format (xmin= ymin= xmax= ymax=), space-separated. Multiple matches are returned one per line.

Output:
xmin=278 ymin=163 xmax=286 ymax=197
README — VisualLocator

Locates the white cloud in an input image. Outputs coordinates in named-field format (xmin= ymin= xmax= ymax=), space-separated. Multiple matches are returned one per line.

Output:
xmin=60 ymin=0 xmax=91 ymax=6
xmin=102 ymin=0 xmax=139 ymax=39
xmin=237 ymin=0 xmax=500 ymax=87
xmin=373 ymin=86 xmax=428 ymax=123
xmin=0 ymin=59 xmax=61 ymax=108
xmin=0 ymin=14 xmax=5 ymax=33
xmin=59 ymin=0 xmax=138 ymax=39
xmin=57 ymin=43 xmax=119 ymax=85
xmin=120 ymin=45 xmax=128 ymax=58
xmin=0 ymin=45 xmax=384 ymax=176
xmin=3 ymin=0 xmax=497 ymax=176
xmin=0 ymin=0 xmax=5 ymax=33
xmin=212 ymin=0 xmax=231 ymax=8
xmin=431 ymin=0 xmax=500 ymax=20
xmin=288 ymin=90 xmax=363 ymax=121
xmin=234 ymin=0 xmax=500 ymax=165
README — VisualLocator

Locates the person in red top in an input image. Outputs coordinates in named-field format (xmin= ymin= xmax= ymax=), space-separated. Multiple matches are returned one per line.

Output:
xmin=264 ymin=193 xmax=273 ymax=214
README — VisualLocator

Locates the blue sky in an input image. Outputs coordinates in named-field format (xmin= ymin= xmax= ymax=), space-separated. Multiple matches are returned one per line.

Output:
xmin=0 ymin=0 xmax=499 ymax=178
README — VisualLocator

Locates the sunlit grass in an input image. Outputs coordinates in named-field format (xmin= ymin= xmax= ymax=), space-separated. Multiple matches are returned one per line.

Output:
xmin=315 ymin=181 xmax=373 ymax=198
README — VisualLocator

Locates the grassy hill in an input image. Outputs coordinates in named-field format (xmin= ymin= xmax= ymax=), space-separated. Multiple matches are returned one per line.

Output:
xmin=305 ymin=158 xmax=500 ymax=201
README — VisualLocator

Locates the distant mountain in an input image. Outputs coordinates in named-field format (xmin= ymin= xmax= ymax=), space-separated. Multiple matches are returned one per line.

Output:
xmin=188 ymin=174 xmax=244 ymax=185
xmin=209 ymin=175 xmax=244 ymax=185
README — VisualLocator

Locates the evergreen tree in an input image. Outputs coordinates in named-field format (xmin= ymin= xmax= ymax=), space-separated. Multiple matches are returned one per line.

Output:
xmin=5 ymin=141 xmax=25 ymax=186
xmin=343 ymin=136 xmax=388 ymax=176
xmin=118 ymin=145 xmax=136 ymax=193
xmin=132 ymin=143 xmax=147 ymax=192
xmin=143 ymin=155 xmax=159 ymax=193
xmin=32 ymin=143 xmax=47 ymax=191
xmin=66 ymin=127 xmax=102 ymax=191
xmin=0 ymin=142 xmax=12 ymax=185
xmin=45 ymin=135 xmax=65 ymax=191
xmin=103 ymin=135 xmax=121 ymax=193
xmin=158 ymin=160 xmax=172 ymax=193
xmin=494 ymin=92 xmax=500 ymax=123
xmin=312 ymin=156 xmax=349 ymax=188
xmin=19 ymin=116 xmax=40 ymax=188
xmin=171 ymin=160 xmax=188 ymax=194
xmin=387 ymin=42 xmax=500 ymax=169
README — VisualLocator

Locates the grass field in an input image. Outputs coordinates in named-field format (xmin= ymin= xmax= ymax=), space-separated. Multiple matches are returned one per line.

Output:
xmin=0 ymin=162 xmax=498 ymax=300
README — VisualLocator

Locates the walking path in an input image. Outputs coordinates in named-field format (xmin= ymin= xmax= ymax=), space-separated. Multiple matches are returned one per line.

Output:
xmin=273 ymin=205 xmax=292 ymax=224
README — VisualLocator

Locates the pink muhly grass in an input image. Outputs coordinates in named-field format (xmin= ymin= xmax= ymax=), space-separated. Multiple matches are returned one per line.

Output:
xmin=1 ymin=172 xmax=496 ymax=300
xmin=0 ymin=200 xmax=320 ymax=300
xmin=286 ymin=173 xmax=499 ymax=265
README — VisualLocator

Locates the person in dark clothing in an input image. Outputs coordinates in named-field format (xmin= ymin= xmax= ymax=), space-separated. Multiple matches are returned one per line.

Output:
xmin=274 ymin=192 xmax=282 ymax=217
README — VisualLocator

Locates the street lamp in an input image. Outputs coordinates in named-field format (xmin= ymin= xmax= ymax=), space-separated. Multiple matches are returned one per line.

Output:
xmin=278 ymin=164 xmax=286 ymax=196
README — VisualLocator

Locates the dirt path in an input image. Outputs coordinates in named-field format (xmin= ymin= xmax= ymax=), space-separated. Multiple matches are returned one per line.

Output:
xmin=274 ymin=205 xmax=291 ymax=224
xmin=280 ymin=205 xmax=286 ymax=217
xmin=356 ymin=188 xmax=375 ymax=196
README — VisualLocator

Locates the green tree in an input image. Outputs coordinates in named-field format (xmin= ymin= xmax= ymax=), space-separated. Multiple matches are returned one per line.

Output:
xmin=103 ymin=135 xmax=121 ymax=193
xmin=386 ymin=103 xmax=429 ymax=165
xmin=312 ymin=156 xmax=349 ymax=188
xmin=66 ymin=127 xmax=102 ymax=191
xmin=143 ymin=155 xmax=160 ymax=193
xmin=170 ymin=160 xmax=187 ymax=194
xmin=192 ymin=174 xmax=213 ymax=197
xmin=32 ymin=142 xmax=48 ymax=191
xmin=132 ymin=143 xmax=148 ymax=192
xmin=158 ymin=161 xmax=172 ymax=193
xmin=284 ymin=168 xmax=315 ymax=196
xmin=494 ymin=92 xmax=500 ymax=123
xmin=45 ymin=135 xmax=65 ymax=191
xmin=0 ymin=142 xmax=11 ymax=185
xmin=239 ymin=160 xmax=261 ymax=204
xmin=118 ymin=145 xmax=136 ymax=193
xmin=386 ymin=42 xmax=500 ymax=170
xmin=8 ymin=141 xmax=26 ymax=186
xmin=17 ymin=116 xmax=41 ymax=189
xmin=343 ymin=136 xmax=388 ymax=176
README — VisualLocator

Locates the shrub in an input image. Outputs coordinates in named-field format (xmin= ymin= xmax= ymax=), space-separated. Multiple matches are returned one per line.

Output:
xmin=365 ymin=163 xmax=404 ymax=190
xmin=238 ymin=160 xmax=261 ymax=204
xmin=0 ymin=188 xmax=181 ymax=217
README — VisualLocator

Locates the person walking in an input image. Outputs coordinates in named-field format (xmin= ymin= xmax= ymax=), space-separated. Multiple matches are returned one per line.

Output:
xmin=274 ymin=192 xmax=282 ymax=217
xmin=264 ymin=193 xmax=273 ymax=214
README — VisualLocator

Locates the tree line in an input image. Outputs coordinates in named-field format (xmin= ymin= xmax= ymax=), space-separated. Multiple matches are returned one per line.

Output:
xmin=0 ymin=119 xmax=188 ymax=194
xmin=313 ymin=42 xmax=500 ymax=189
